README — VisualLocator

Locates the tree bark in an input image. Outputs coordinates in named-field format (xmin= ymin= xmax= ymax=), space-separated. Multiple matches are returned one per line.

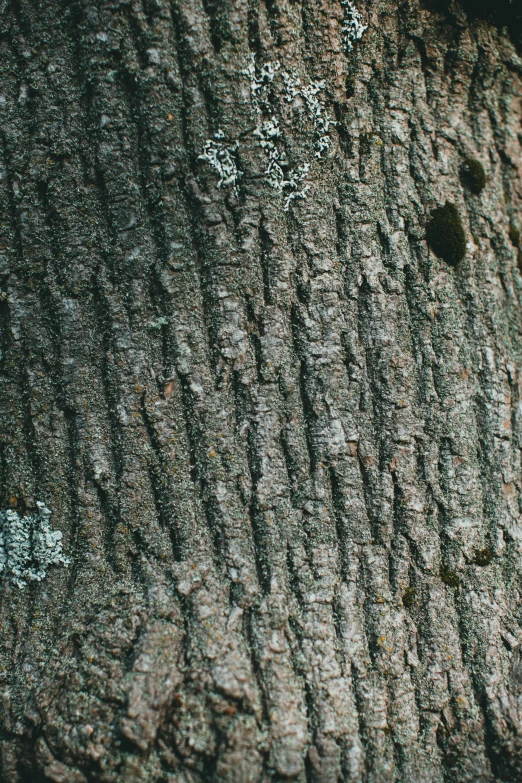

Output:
xmin=1 ymin=0 xmax=522 ymax=780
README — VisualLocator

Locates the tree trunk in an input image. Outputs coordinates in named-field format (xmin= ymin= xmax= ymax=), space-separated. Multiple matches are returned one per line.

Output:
xmin=1 ymin=0 xmax=522 ymax=780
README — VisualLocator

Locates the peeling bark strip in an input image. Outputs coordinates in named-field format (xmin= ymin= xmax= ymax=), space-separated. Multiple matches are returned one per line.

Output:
xmin=1 ymin=0 xmax=522 ymax=780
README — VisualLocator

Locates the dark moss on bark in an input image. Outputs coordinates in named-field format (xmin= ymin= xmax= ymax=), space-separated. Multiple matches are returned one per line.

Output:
xmin=508 ymin=224 xmax=522 ymax=271
xmin=440 ymin=565 xmax=461 ymax=588
xmin=473 ymin=547 xmax=494 ymax=566
xmin=426 ymin=202 xmax=467 ymax=266
xmin=460 ymin=158 xmax=486 ymax=194
xmin=402 ymin=586 xmax=416 ymax=608
xmin=509 ymin=224 xmax=520 ymax=248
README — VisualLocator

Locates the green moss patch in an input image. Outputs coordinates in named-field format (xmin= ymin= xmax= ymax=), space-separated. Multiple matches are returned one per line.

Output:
xmin=426 ymin=202 xmax=467 ymax=266
xmin=473 ymin=547 xmax=493 ymax=566
xmin=508 ymin=224 xmax=522 ymax=271
xmin=460 ymin=158 xmax=486 ymax=194
xmin=440 ymin=565 xmax=460 ymax=588
xmin=402 ymin=586 xmax=415 ymax=608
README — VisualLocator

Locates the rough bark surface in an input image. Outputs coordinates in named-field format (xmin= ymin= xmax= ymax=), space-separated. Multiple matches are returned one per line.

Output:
xmin=1 ymin=0 xmax=522 ymax=781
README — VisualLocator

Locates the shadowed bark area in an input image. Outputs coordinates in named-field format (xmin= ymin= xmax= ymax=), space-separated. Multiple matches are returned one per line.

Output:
xmin=435 ymin=0 xmax=522 ymax=42
xmin=1 ymin=0 xmax=522 ymax=781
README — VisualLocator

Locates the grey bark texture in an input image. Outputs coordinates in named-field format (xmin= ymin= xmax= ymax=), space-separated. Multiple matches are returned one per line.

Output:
xmin=1 ymin=0 xmax=522 ymax=781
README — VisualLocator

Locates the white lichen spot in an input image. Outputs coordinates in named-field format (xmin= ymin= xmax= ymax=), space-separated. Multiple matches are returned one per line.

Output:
xmin=253 ymin=120 xmax=309 ymax=210
xmin=253 ymin=118 xmax=286 ymax=190
xmin=242 ymin=55 xmax=280 ymax=110
xmin=281 ymin=71 xmax=302 ymax=102
xmin=281 ymin=164 xmax=311 ymax=211
xmin=198 ymin=130 xmax=243 ymax=191
xmin=282 ymin=73 xmax=335 ymax=158
xmin=341 ymin=0 xmax=367 ymax=52
xmin=253 ymin=117 xmax=282 ymax=147
xmin=0 ymin=502 xmax=70 ymax=588
xmin=243 ymin=56 xmax=326 ymax=208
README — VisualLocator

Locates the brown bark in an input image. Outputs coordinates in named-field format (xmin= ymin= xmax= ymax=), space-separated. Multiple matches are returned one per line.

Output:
xmin=1 ymin=1 xmax=522 ymax=781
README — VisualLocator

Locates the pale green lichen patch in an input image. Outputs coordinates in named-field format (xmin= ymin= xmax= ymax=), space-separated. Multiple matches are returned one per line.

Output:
xmin=0 ymin=502 xmax=70 ymax=588
xmin=147 ymin=316 xmax=169 ymax=330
